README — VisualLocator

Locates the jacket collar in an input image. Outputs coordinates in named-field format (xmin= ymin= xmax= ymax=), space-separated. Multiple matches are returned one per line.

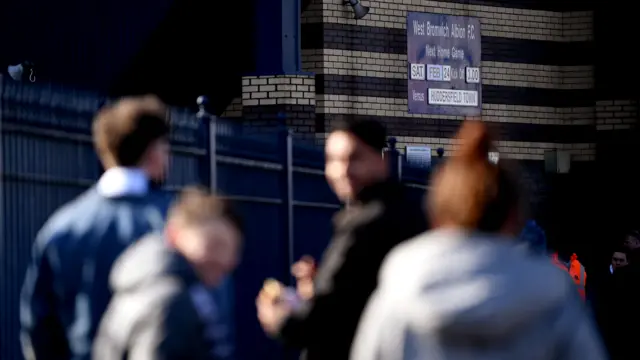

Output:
xmin=97 ymin=167 xmax=149 ymax=198
xmin=355 ymin=179 xmax=403 ymax=204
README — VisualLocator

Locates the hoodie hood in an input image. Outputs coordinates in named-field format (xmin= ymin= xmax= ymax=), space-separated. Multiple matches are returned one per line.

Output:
xmin=519 ymin=220 xmax=548 ymax=256
xmin=110 ymin=233 xmax=199 ymax=292
xmin=380 ymin=229 xmax=572 ymax=343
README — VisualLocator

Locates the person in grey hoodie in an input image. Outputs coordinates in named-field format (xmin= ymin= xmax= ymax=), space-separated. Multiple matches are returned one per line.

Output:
xmin=93 ymin=186 xmax=243 ymax=360
xmin=350 ymin=121 xmax=607 ymax=360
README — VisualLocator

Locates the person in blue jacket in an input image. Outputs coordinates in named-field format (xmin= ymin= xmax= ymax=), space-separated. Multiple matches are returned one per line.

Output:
xmin=20 ymin=95 xmax=173 ymax=360
xmin=519 ymin=219 xmax=548 ymax=256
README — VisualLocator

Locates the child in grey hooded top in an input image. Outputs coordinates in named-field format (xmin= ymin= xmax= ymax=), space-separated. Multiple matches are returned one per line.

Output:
xmin=350 ymin=121 xmax=607 ymax=360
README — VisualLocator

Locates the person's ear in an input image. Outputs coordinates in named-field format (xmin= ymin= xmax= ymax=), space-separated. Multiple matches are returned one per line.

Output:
xmin=165 ymin=221 xmax=179 ymax=247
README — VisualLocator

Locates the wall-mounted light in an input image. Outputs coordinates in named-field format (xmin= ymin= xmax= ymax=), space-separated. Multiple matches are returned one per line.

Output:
xmin=344 ymin=0 xmax=369 ymax=20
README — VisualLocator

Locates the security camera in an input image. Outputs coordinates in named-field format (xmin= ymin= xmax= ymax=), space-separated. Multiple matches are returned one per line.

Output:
xmin=7 ymin=61 xmax=35 ymax=82
xmin=7 ymin=63 xmax=24 ymax=81
xmin=344 ymin=0 xmax=369 ymax=20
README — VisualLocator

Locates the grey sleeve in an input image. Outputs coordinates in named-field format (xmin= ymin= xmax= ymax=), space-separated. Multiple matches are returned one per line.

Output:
xmin=351 ymin=289 xmax=425 ymax=360
xmin=556 ymin=294 xmax=608 ymax=360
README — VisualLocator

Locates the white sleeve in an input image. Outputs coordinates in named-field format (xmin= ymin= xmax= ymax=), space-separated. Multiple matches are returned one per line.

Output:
xmin=350 ymin=249 xmax=416 ymax=360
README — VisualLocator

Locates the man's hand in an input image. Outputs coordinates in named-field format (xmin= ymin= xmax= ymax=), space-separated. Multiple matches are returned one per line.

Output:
xmin=292 ymin=256 xmax=316 ymax=300
xmin=256 ymin=279 xmax=291 ymax=336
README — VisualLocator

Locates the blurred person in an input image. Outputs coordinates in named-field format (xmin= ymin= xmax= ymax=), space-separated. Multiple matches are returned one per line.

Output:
xmin=550 ymin=250 xmax=587 ymax=301
xmin=610 ymin=247 xmax=629 ymax=273
xmin=623 ymin=230 xmax=640 ymax=265
xmin=20 ymin=95 xmax=173 ymax=360
xmin=209 ymin=276 xmax=236 ymax=359
xmin=93 ymin=186 xmax=243 ymax=360
xmin=256 ymin=119 xmax=428 ymax=360
xmin=519 ymin=219 xmax=548 ymax=256
xmin=351 ymin=121 xmax=606 ymax=360
xmin=595 ymin=246 xmax=640 ymax=359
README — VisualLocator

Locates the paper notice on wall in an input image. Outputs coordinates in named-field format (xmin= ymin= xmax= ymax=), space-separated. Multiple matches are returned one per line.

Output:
xmin=406 ymin=146 xmax=432 ymax=168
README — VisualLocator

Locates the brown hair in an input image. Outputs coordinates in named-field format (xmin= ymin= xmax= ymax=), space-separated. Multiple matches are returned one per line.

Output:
xmin=428 ymin=121 xmax=521 ymax=232
xmin=168 ymin=186 xmax=243 ymax=232
xmin=93 ymin=95 xmax=169 ymax=169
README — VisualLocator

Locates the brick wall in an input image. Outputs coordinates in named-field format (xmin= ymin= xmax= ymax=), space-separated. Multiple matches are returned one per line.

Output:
xmin=240 ymin=74 xmax=316 ymax=135
xmin=298 ymin=0 xmax=597 ymax=214
xmin=221 ymin=0 xmax=599 ymax=211
xmin=595 ymin=100 xmax=638 ymax=131
xmin=301 ymin=0 xmax=595 ymax=160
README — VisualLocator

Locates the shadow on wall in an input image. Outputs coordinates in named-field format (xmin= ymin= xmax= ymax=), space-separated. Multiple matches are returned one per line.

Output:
xmin=0 ymin=0 xmax=175 ymax=91
xmin=0 ymin=0 xmax=256 ymax=115
xmin=110 ymin=0 xmax=256 ymax=114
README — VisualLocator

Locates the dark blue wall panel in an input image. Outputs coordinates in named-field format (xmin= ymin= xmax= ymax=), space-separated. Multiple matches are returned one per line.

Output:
xmin=0 ymin=0 xmax=173 ymax=90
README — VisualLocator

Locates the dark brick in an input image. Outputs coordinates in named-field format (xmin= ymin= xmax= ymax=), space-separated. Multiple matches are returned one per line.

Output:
xmin=316 ymin=113 xmax=596 ymax=144
xmin=316 ymin=74 xmax=594 ymax=107
xmin=302 ymin=23 xmax=594 ymax=66
xmin=431 ymin=0 xmax=591 ymax=11
xmin=243 ymin=104 xmax=316 ymax=131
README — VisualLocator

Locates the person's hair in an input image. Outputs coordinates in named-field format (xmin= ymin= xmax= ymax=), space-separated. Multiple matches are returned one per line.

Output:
xmin=332 ymin=118 xmax=387 ymax=152
xmin=93 ymin=95 xmax=170 ymax=169
xmin=168 ymin=186 xmax=243 ymax=232
xmin=613 ymin=247 xmax=629 ymax=257
xmin=428 ymin=121 xmax=521 ymax=232
xmin=627 ymin=230 xmax=640 ymax=242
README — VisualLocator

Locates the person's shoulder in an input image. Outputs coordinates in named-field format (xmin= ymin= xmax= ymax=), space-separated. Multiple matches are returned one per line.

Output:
xmin=513 ymin=251 xmax=577 ymax=300
xmin=378 ymin=232 xmax=435 ymax=283
xmin=45 ymin=186 xmax=101 ymax=221
xmin=35 ymin=187 xmax=103 ymax=248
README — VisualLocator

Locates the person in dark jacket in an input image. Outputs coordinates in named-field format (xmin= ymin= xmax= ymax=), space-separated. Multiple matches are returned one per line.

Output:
xmin=93 ymin=186 xmax=243 ymax=360
xmin=20 ymin=95 xmax=173 ymax=360
xmin=623 ymin=230 xmax=640 ymax=267
xmin=596 ymin=244 xmax=640 ymax=360
xmin=256 ymin=119 xmax=427 ymax=360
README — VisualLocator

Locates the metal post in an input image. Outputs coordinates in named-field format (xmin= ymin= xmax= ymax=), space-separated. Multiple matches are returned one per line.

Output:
xmin=397 ymin=152 xmax=403 ymax=181
xmin=284 ymin=129 xmax=295 ymax=284
xmin=197 ymin=96 xmax=217 ymax=191
xmin=385 ymin=137 xmax=400 ymax=181
xmin=0 ymin=74 xmax=4 ymax=263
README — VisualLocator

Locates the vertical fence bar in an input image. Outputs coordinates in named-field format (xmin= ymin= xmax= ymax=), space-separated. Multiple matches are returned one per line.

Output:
xmin=398 ymin=152 xmax=403 ymax=181
xmin=0 ymin=74 xmax=4 ymax=360
xmin=385 ymin=137 xmax=400 ymax=181
xmin=284 ymin=130 xmax=295 ymax=284
xmin=209 ymin=116 xmax=217 ymax=191
xmin=197 ymin=96 xmax=217 ymax=190
xmin=0 ymin=75 xmax=4 ymax=261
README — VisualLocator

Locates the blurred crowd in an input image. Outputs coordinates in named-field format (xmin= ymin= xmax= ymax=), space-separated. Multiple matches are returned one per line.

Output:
xmin=17 ymin=95 xmax=626 ymax=360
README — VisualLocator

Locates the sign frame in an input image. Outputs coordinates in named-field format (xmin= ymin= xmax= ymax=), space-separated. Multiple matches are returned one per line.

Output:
xmin=406 ymin=12 xmax=482 ymax=116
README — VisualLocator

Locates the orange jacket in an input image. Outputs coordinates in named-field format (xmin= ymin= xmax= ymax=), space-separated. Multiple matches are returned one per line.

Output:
xmin=551 ymin=253 xmax=586 ymax=300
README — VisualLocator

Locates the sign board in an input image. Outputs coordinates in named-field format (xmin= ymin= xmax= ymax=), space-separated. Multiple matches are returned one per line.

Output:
xmin=407 ymin=12 xmax=482 ymax=116
xmin=406 ymin=146 xmax=432 ymax=168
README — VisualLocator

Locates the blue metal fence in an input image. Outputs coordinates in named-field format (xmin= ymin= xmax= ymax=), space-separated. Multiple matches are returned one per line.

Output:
xmin=0 ymin=78 xmax=430 ymax=360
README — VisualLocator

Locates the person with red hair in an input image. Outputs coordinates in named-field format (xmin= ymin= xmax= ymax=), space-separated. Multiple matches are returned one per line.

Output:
xmin=351 ymin=121 xmax=606 ymax=360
